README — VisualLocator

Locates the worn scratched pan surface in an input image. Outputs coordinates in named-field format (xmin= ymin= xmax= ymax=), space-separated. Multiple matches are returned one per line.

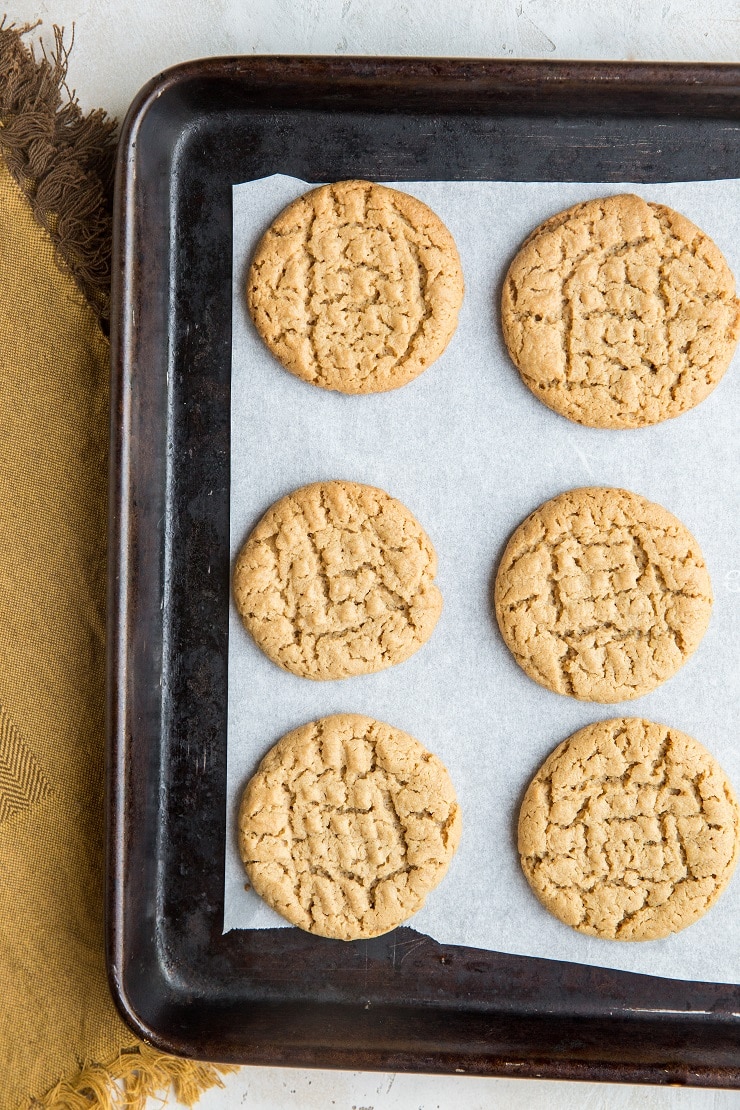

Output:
xmin=108 ymin=57 xmax=740 ymax=1083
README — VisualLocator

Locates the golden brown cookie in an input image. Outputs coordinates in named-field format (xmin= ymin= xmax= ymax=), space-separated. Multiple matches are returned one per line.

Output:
xmin=247 ymin=180 xmax=464 ymax=394
xmin=518 ymin=718 xmax=740 ymax=940
xmin=501 ymin=193 xmax=740 ymax=428
xmin=494 ymin=487 xmax=712 ymax=702
xmin=233 ymin=480 xmax=442 ymax=679
xmin=238 ymin=714 xmax=462 ymax=939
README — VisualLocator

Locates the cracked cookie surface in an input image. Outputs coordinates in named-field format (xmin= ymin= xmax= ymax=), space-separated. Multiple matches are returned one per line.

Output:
xmin=501 ymin=193 xmax=740 ymax=428
xmin=518 ymin=718 xmax=740 ymax=940
xmin=247 ymin=180 xmax=464 ymax=394
xmin=494 ymin=487 xmax=712 ymax=702
xmin=233 ymin=480 xmax=442 ymax=680
xmin=238 ymin=714 xmax=462 ymax=939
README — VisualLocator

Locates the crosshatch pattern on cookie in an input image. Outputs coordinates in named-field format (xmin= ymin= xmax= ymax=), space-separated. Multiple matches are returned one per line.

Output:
xmin=502 ymin=193 xmax=740 ymax=428
xmin=233 ymin=481 xmax=443 ymax=680
xmin=247 ymin=180 xmax=464 ymax=394
xmin=238 ymin=714 xmax=461 ymax=940
xmin=518 ymin=718 xmax=740 ymax=940
xmin=494 ymin=487 xmax=712 ymax=703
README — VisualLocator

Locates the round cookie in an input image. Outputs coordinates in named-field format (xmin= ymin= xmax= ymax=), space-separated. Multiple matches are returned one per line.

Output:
xmin=247 ymin=180 xmax=464 ymax=394
xmin=518 ymin=718 xmax=740 ymax=940
xmin=501 ymin=193 xmax=740 ymax=428
xmin=494 ymin=487 xmax=712 ymax=702
xmin=238 ymin=714 xmax=462 ymax=940
xmin=233 ymin=480 xmax=442 ymax=680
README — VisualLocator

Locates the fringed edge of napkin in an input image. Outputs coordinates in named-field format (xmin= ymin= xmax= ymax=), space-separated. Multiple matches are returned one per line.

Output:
xmin=0 ymin=19 xmax=116 ymax=328
xmin=31 ymin=1044 xmax=238 ymax=1110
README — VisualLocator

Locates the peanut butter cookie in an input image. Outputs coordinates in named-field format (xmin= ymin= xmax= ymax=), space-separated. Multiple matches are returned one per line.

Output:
xmin=247 ymin=180 xmax=464 ymax=393
xmin=502 ymin=193 xmax=740 ymax=427
xmin=494 ymin=487 xmax=712 ymax=702
xmin=519 ymin=718 xmax=740 ymax=940
xmin=238 ymin=714 xmax=462 ymax=940
xmin=233 ymin=481 xmax=442 ymax=679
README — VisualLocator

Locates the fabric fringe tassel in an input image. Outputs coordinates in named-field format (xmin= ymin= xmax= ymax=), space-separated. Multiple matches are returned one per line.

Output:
xmin=29 ymin=1044 xmax=239 ymax=1110
xmin=0 ymin=18 xmax=117 ymax=327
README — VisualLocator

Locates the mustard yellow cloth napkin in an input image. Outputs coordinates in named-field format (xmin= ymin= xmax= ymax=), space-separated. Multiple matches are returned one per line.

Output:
xmin=0 ymin=22 xmax=235 ymax=1108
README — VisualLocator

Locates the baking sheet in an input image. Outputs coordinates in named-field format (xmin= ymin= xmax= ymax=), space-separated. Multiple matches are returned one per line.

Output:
xmin=225 ymin=174 xmax=740 ymax=983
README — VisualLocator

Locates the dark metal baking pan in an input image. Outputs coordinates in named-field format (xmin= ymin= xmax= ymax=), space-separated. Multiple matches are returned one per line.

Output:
xmin=107 ymin=56 xmax=740 ymax=1084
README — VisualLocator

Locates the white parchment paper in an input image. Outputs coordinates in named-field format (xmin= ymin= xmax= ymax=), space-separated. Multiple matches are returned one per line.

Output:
xmin=226 ymin=175 xmax=740 ymax=982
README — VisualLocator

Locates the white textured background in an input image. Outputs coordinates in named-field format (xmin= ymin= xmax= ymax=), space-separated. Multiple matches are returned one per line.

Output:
xmin=8 ymin=0 xmax=740 ymax=1106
